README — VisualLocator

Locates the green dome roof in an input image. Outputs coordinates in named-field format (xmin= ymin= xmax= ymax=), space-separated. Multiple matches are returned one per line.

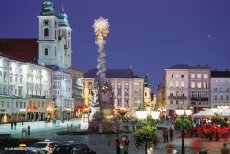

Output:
xmin=40 ymin=0 xmax=55 ymax=16
xmin=58 ymin=10 xmax=69 ymax=27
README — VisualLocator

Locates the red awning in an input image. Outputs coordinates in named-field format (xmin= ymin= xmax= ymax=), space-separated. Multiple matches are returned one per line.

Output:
xmin=75 ymin=105 xmax=88 ymax=109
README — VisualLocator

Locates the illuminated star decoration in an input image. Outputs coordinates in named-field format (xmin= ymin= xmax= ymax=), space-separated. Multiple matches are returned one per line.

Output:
xmin=93 ymin=17 xmax=110 ymax=41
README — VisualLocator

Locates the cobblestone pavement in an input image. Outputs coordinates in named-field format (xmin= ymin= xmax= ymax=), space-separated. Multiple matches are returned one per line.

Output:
xmin=0 ymin=119 xmax=229 ymax=154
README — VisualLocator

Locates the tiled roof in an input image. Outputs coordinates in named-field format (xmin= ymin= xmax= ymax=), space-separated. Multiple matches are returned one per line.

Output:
xmin=0 ymin=38 xmax=38 ymax=63
xmin=211 ymin=70 xmax=230 ymax=78
xmin=84 ymin=68 xmax=138 ymax=78
xmin=166 ymin=64 xmax=210 ymax=69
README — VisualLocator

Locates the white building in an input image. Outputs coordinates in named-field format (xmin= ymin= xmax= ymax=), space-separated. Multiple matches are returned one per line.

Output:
xmin=164 ymin=65 xmax=189 ymax=116
xmin=164 ymin=64 xmax=211 ymax=116
xmin=0 ymin=53 xmax=52 ymax=123
xmin=38 ymin=1 xmax=72 ymax=69
xmin=83 ymin=68 xmax=144 ymax=117
xmin=211 ymin=70 xmax=230 ymax=107
xmin=46 ymin=65 xmax=74 ymax=119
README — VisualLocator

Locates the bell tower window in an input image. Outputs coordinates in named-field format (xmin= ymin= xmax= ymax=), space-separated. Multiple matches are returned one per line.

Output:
xmin=45 ymin=48 xmax=48 ymax=55
xmin=44 ymin=28 xmax=49 ymax=37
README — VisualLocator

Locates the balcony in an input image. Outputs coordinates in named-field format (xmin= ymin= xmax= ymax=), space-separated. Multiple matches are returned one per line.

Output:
xmin=191 ymin=97 xmax=208 ymax=101
xmin=168 ymin=96 xmax=187 ymax=100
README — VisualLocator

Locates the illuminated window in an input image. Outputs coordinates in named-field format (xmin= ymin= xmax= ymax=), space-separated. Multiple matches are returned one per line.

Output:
xmin=191 ymin=82 xmax=195 ymax=88
xmin=203 ymin=74 xmax=208 ymax=78
xmin=181 ymin=81 xmax=184 ymax=87
xmin=191 ymin=74 xmax=195 ymax=79
xmin=197 ymin=82 xmax=202 ymax=88
xmin=197 ymin=74 xmax=202 ymax=78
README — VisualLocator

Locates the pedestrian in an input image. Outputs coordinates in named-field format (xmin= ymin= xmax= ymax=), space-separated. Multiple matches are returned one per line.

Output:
xmin=169 ymin=127 xmax=174 ymax=141
xmin=14 ymin=121 xmax=17 ymax=130
xmin=11 ymin=122 xmax=13 ymax=130
xmin=22 ymin=119 xmax=24 ymax=125
xmin=115 ymin=134 xmax=120 ymax=154
xmin=119 ymin=136 xmax=125 ymax=154
xmin=163 ymin=127 xmax=168 ymax=143
xmin=166 ymin=128 xmax=169 ymax=142
xmin=22 ymin=127 xmax=27 ymax=138
xmin=27 ymin=125 xmax=30 ymax=138
xmin=221 ymin=143 xmax=229 ymax=154
xmin=147 ymin=143 xmax=154 ymax=154
xmin=124 ymin=136 xmax=129 ymax=154
xmin=166 ymin=142 xmax=177 ymax=154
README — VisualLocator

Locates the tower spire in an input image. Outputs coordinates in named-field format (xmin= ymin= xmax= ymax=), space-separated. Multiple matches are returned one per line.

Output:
xmin=62 ymin=3 xmax=64 ymax=11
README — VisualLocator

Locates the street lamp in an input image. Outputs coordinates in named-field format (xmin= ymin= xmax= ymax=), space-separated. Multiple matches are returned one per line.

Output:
xmin=175 ymin=106 xmax=192 ymax=154
xmin=151 ymin=109 xmax=160 ymax=120
xmin=136 ymin=105 xmax=148 ymax=120
xmin=212 ymin=107 xmax=224 ymax=141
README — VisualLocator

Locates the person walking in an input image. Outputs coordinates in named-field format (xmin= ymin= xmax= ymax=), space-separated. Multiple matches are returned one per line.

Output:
xmin=10 ymin=122 xmax=13 ymax=130
xmin=27 ymin=125 xmax=30 ymax=138
xmin=169 ymin=127 xmax=174 ymax=141
xmin=13 ymin=121 xmax=17 ymax=130
xmin=124 ymin=136 xmax=129 ymax=154
xmin=115 ymin=134 xmax=120 ymax=154
xmin=147 ymin=143 xmax=154 ymax=154
xmin=220 ymin=143 xmax=229 ymax=154
xmin=163 ymin=127 xmax=168 ymax=143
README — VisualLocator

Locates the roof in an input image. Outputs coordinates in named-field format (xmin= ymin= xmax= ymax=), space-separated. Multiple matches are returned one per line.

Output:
xmin=0 ymin=38 xmax=38 ymax=63
xmin=84 ymin=68 xmax=139 ymax=78
xmin=45 ymin=65 xmax=70 ymax=74
xmin=211 ymin=70 xmax=230 ymax=78
xmin=166 ymin=64 xmax=210 ymax=69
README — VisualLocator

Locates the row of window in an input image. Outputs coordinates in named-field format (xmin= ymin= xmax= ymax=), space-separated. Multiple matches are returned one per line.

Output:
xmin=1 ymin=101 xmax=26 ymax=109
xmin=214 ymin=95 xmax=229 ymax=100
xmin=213 ymin=87 xmax=230 ymax=92
xmin=170 ymin=73 xmax=209 ymax=79
xmin=169 ymin=81 xmax=209 ymax=89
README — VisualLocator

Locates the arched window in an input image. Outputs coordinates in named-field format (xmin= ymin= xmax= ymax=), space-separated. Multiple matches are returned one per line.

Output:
xmin=45 ymin=48 xmax=48 ymax=55
xmin=44 ymin=28 xmax=49 ymax=37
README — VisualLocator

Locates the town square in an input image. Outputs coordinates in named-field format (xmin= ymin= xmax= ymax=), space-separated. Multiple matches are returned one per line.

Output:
xmin=0 ymin=0 xmax=230 ymax=154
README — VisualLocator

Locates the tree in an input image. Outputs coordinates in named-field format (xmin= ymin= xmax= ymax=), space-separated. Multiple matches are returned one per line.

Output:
xmin=175 ymin=117 xmax=192 ymax=131
xmin=133 ymin=124 xmax=160 ymax=154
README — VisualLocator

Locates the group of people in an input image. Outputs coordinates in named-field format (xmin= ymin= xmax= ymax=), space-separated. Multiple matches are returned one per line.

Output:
xmin=10 ymin=121 xmax=17 ymax=130
xmin=115 ymin=135 xmax=129 ymax=154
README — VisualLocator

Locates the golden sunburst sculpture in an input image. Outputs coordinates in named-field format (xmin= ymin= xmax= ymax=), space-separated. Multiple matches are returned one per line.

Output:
xmin=93 ymin=17 xmax=110 ymax=41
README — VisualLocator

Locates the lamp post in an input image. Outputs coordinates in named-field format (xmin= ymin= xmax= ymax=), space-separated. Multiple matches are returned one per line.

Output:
xmin=212 ymin=107 xmax=223 ymax=141
xmin=135 ymin=105 xmax=160 ymax=154
xmin=175 ymin=107 xmax=192 ymax=154
xmin=136 ymin=105 xmax=148 ymax=120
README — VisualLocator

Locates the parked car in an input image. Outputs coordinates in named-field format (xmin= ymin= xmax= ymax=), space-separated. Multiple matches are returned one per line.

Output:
xmin=30 ymin=140 xmax=60 ymax=154
xmin=52 ymin=143 xmax=96 ymax=154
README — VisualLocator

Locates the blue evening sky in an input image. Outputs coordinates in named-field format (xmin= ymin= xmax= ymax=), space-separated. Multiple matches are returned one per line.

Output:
xmin=0 ymin=0 xmax=230 ymax=90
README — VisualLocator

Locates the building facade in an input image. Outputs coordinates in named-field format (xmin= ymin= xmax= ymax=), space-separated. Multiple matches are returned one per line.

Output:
xmin=67 ymin=67 xmax=84 ymax=117
xmin=0 ymin=53 xmax=53 ymax=123
xmin=164 ymin=64 xmax=211 ymax=116
xmin=83 ymin=69 xmax=144 ymax=117
xmin=211 ymin=70 xmax=230 ymax=108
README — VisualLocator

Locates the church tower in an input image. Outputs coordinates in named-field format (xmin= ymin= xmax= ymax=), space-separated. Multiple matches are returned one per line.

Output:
xmin=37 ymin=1 xmax=72 ymax=68
xmin=58 ymin=5 xmax=72 ymax=68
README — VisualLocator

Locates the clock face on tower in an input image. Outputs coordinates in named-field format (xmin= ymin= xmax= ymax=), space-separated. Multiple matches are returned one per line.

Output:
xmin=43 ymin=19 xmax=49 ymax=25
